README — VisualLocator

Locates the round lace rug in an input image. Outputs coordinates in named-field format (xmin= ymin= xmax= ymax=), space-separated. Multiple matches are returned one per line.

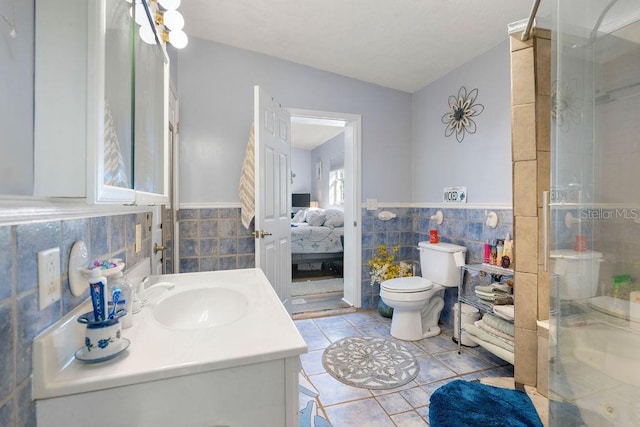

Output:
xmin=322 ymin=336 xmax=419 ymax=390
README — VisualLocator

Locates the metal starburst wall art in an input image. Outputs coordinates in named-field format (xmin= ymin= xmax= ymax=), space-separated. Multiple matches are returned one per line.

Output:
xmin=441 ymin=86 xmax=484 ymax=143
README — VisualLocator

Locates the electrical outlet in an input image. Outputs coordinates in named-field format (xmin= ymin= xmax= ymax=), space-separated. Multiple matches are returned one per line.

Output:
xmin=38 ymin=247 xmax=61 ymax=310
xmin=366 ymin=199 xmax=378 ymax=210
xmin=135 ymin=223 xmax=142 ymax=253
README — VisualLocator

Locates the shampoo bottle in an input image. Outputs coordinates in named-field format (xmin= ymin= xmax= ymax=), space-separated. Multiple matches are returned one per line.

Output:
xmin=484 ymin=242 xmax=491 ymax=264
xmin=503 ymin=234 xmax=513 ymax=267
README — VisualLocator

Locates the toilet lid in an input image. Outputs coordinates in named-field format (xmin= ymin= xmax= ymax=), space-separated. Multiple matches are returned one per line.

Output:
xmin=381 ymin=277 xmax=433 ymax=292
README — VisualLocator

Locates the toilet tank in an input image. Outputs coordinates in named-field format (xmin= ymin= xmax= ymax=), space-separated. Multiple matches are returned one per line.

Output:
xmin=418 ymin=242 xmax=467 ymax=287
xmin=550 ymin=249 xmax=602 ymax=299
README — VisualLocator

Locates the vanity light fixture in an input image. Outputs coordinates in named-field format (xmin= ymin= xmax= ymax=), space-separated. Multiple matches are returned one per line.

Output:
xmin=161 ymin=28 xmax=189 ymax=49
xmin=157 ymin=0 xmax=181 ymax=10
xmin=157 ymin=9 xmax=185 ymax=31
xmin=133 ymin=0 xmax=189 ymax=49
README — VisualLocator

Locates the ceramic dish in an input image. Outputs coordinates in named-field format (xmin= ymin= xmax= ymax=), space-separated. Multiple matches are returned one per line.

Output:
xmin=74 ymin=338 xmax=131 ymax=364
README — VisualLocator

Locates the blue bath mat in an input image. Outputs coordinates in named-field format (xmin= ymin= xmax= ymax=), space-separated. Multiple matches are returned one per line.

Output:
xmin=429 ymin=380 xmax=542 ymax=427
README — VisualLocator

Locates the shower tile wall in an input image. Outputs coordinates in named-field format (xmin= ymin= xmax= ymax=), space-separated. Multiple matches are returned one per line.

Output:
xmin=510 ymin=27 xmax=551 ymax=388
xmin=0 ymin=210 xmax=153 ymax=426
xmin=177 ymin=208 xmax=255 ymax=273
xmin=360 ymin=207 xmax=513 ymax=323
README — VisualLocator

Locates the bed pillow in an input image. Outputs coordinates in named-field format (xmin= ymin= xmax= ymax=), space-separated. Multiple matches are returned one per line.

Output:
xmin=323 ymin=209 xmax=344 ymax=227
xmin=292 ymin=209 xmax=306 ymax=223
xmin=305 ymin=208 xmax=326 ymax=226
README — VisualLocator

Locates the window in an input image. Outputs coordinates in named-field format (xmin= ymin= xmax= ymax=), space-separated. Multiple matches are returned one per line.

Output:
xmin=329 ymin=168 xmax=345 ymax=206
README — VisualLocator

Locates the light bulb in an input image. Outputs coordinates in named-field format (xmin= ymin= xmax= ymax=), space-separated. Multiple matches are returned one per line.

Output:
xmin=168 ymin=30 xmax=188 ymax=49
xmin=162 ymin=10 xmax=184 ymax=31
xmin=158 ymin=0 xmax=180 ymax=10
xmin=139 ymin=24 xmax=156 ymax=44
xmin=131 ymin=3 xmax=151 ymax=26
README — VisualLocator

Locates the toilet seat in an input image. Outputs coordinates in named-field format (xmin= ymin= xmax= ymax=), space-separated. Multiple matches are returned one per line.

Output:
xmin=381 ymin=277 xmax=433 ymax=293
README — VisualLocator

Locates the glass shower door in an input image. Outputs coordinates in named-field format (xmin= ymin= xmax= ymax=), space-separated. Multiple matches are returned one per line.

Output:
xmin=550 ymin=1 xmax=640 ymax=425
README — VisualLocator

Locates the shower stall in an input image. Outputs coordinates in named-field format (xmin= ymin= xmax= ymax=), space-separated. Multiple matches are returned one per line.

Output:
xmin=549 ymin=0 xmax=640 ymax=425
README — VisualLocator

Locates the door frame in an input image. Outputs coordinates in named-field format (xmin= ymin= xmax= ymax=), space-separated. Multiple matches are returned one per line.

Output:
xmin=288 ymin=108 xmax=362 ymax=308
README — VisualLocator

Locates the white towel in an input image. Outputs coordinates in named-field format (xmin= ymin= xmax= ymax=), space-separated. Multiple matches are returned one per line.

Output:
xmin=239 ymin=123 xmax=255 ymax=229
xmin=493 ymin=305 xmax=515 ymax=321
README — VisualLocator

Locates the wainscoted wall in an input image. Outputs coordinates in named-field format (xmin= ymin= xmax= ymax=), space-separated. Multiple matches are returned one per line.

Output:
xmin=360 ymin=207 xmax=513 ymax=326
xmin=0 ymin=210 xmax=153 ymax=426
xmin=176 ymin=205 xmax=512 ymax=321
xmin=177 ymin=208 xmax=255 ymax=273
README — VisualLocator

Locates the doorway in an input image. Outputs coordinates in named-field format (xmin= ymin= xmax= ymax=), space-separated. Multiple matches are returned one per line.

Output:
xmin=288 ymin=109 xmax=361 ymax=316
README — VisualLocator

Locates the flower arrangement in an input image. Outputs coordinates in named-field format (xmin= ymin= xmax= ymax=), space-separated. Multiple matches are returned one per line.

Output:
xmin=368 ymin=244 xmax=413 ymax=285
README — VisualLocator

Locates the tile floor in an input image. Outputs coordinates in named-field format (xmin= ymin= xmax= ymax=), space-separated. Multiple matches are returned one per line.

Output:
xmin=295 ymin=310 xmax=516 ymax=426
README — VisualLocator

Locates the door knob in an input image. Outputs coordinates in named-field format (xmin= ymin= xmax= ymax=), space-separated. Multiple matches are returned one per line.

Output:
xmin=153 ymin=243 xmax=167 ymax=254
xmin=251 ymin=230 xmax=272 ymax=239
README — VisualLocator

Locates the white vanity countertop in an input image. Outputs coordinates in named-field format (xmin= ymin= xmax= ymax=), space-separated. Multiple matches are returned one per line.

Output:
xmin=33 ymin=268 xmax=307 ymax=400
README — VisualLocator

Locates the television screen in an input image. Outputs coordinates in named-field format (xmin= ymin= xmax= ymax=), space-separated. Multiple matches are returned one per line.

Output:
xmin=292 ymin=193 xmax=311 ymax=208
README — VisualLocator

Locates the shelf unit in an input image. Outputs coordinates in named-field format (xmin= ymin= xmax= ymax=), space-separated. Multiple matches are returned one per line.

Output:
xmin=457 ymin=263 xmax=514 ymax=359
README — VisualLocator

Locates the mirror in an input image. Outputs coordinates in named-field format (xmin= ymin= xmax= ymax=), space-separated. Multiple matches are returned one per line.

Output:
xmin=0 ymin=0 xmax=34 ymax=196
xmin=0 ymin=0 xmax=167 ymax=201
xmin=104 ymin=0 xmax=134 ymax=189
xmin=135 ymin=28 xmax=167 ymax=194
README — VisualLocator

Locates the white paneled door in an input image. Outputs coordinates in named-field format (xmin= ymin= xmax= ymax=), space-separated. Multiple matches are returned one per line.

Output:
xmin=254 ymin=86 xmax=292 ymax=310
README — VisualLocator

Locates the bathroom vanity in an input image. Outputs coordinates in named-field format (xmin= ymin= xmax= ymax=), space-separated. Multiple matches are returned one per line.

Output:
xmin=32 ymin=268 xmax=307 ymax=427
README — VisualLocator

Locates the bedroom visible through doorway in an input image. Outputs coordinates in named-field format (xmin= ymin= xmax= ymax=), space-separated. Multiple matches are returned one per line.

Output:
xmin=288 ymin=110 xmax=359 ymax=316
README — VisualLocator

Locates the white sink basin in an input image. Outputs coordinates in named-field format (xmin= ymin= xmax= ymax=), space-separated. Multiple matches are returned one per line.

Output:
xmin=153 ymin=287 xmax=249 ymax=330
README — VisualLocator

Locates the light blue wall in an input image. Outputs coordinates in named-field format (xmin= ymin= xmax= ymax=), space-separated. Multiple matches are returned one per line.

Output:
xmin=311 ymin=133 xmax=345 ymax=207
xmin=177 ymin=38 xmax=413 ymax=204
xmin=291 ymin=148 xmax=312 ymax=194
xmin=411 ymin=40 xmax=512 ymax=205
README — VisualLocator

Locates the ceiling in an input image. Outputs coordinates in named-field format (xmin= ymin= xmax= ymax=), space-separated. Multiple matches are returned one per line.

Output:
xmin=179 ymin=1 xmax=550 ymax=149
xmin=179 ymin=0 xmax=550 ymax=93
xmin=290 ymin=122 xmax=344 ymax=150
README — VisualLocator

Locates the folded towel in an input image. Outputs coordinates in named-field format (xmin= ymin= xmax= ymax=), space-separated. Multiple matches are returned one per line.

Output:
xmin=239 ymin=124 xmax=256 ymax=229
xmin=482 ymin=313 xmax=515 ymax=337
xmin=464 ymin=323 xmax=514 ymax=352
xmin=475 ymin=283 xmax=512 ymax=294
xmin=475 ymin=291 xmax=513 ymax=305
xmin=493 ymin=305 xmax=515 ymax=321
xmin=475 ymin=319 xmax=515 ymax=343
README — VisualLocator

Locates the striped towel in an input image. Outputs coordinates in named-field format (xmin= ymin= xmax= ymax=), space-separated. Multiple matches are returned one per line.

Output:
xmin=239 ymin=123 xmax=255 ymax=229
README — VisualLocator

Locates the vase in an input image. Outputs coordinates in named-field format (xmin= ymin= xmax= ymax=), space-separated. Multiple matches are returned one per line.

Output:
xmin=377 ymin=298 xmax=394 ymax=318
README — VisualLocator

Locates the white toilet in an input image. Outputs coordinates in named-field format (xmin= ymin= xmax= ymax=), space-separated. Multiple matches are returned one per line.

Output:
xmin=380 ymin=242 xmax=466 ymax=341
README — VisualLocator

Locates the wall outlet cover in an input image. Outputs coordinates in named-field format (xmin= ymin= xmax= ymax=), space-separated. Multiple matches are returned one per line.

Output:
xmin=38 ymin=247 xmax=61 ymax=310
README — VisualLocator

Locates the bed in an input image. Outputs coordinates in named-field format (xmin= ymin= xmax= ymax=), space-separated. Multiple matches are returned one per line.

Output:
xmin=291 ymin=208 xmax=344 ymax=275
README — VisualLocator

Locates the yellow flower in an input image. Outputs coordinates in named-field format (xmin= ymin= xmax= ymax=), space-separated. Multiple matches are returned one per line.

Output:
xmin=368 ymin=245 xmax=413 ymax=285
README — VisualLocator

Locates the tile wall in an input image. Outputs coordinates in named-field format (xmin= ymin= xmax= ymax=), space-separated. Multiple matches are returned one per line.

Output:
xmin=360 ymin=207 xmax=513 ymax=326
xmin=176 ymin=205 xmax=513 ymax=322
xmin=0 ymin=210 xmax=153 ymax=426
xmin=510 ymin=27 xmax=551 ymax=388
xmin=177 ymin=208 xmax=255 ymax=273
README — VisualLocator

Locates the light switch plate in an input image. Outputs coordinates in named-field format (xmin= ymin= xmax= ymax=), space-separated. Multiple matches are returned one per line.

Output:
xmin=366 ymin=199 xmax=378 ymax=210
xmin=38 ymin=247 xmax=61 ymax=310
xmin=135 ymin=223 xmax=142 ymax=253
